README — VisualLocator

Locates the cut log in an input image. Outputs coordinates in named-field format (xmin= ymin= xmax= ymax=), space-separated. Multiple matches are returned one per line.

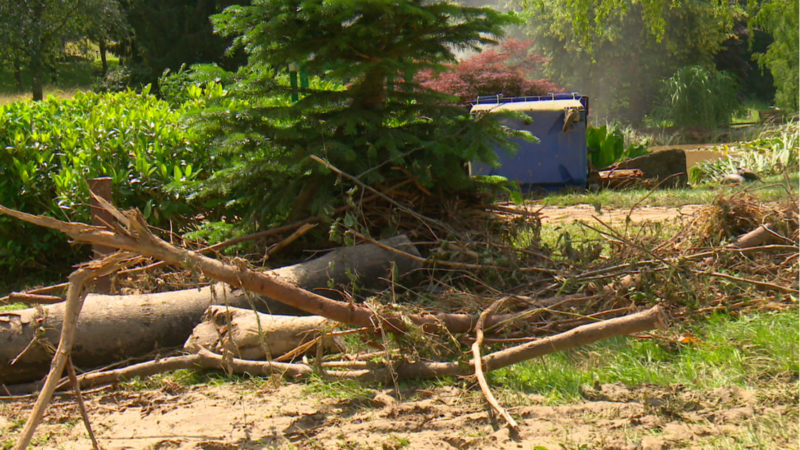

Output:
xmin=183 ymin=306 xmax=345 ymax=360
xmin=0 ymin=236 xmax=421 ymax=385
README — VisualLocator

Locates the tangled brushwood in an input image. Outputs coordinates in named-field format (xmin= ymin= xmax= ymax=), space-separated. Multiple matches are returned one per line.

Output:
xmin=0 ymin=177 xmax=797 ymax=446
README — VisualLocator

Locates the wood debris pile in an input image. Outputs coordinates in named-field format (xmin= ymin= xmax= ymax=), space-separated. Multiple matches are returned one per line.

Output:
xmin=0 ymin=176 xmax=796 ymax=447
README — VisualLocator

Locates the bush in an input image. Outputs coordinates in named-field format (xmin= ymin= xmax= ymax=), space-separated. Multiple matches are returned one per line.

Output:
xmin=657 ymin=65 xmax=743 ymax=129
xmin=587 ymin=124 xmax=649 ymax=169
xmin=0 ymin=89 xmax=216 ymax=275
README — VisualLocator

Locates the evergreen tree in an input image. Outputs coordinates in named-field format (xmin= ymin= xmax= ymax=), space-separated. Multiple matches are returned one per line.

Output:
xmin=189 ymin=0 xmax=519 ymax=227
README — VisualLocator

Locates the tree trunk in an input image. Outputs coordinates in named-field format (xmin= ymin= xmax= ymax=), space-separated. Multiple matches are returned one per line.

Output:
xmin=13 ymin=63 xmax=24 ymax=91
xmin=183 ymin=306 xmax=345 ymax=360
xmin=30 ymin=54 xmax=44 ymax=101
xmin=98 ymin=39 xmax=108 ymax=76
xmin=0 ymin=236 xmax=421 ymax=385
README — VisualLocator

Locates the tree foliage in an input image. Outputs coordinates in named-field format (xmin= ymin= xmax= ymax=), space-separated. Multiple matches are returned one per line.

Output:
xmin=120 ymin=0 xmax=246 ymax=84
xmin=657 ymin=65 xmax=742 ymax=128
xmin=749 ymin=0 xmax=799 ymax=110
xmin=186 ymin=0 xmax=521 ymax=226
xmin=516 ymin=0 xmax=740 ymax=123
xmin=416 ymin=39 xmax=560 ymax=104
xmin=0 ymin=0 xmax=119 ymax=100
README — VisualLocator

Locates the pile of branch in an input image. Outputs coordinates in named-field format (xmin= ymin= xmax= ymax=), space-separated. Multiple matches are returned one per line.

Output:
xmin=1 ymin=180 xmax=796 ymax=447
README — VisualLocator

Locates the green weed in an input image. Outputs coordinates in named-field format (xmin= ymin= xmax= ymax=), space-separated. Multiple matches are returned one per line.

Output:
xmin=302 ymin=374 xmax=374 ymax=400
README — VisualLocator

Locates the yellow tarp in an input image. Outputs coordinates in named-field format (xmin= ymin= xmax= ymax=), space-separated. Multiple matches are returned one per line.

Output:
xmin=470 ymin=99 xmax=583 ymax=113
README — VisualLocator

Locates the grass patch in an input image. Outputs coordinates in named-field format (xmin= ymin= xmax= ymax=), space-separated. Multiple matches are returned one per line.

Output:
xmin=490 ymin=310 xmax=799 ymax=403
xmin=534 ymin=173 xmax=797 ymax=209
xmin=302 ymin=374 xmax=374 ymax=401
xmin=0 ymin=303 xmax=27 ymax=312
xmin=0 ymin=58 xmax=105 ymax=105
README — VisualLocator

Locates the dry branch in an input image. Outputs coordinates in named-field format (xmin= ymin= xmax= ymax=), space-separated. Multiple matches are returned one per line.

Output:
xmin=472 ymin=297 xmax=519 ymax=433
xmin=14 ymin=254 xmax=126 ymax=450
xmin=0 ymin=202 xmax=562 ymax=340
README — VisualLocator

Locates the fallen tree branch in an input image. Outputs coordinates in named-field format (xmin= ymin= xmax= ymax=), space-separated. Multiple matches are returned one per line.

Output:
xmin=14 ymin=254 xmax=126 ymax=450
xmin=472 ymin=297 xmax=519 ymax=434
xmin=0 ymin=200 xmax=558 ymax=337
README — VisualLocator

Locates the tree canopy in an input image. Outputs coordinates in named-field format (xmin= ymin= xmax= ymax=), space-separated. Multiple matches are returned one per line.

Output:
xmin=515 ymin=0 xmax=740 ymax=122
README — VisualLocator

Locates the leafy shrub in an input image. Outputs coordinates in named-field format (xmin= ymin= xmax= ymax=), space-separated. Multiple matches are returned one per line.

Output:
xmin=689 ymin=123 xmax=799 ymax=183
xmin=92 ymin=64 xmax=154 ymax=93
xmin=416 ymin=39 xmax=560 ymax=103
xmin=0 ymin=88 xmax=217 ymax=275
xmin=587 ymin=124 xmax=649 ymax=169
xmin=657 ymin=65 xmax=743 ymax=129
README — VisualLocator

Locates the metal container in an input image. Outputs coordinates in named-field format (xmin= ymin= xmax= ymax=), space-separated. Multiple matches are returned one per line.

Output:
xmin=470 ymin=93 xmax=589 ymax=189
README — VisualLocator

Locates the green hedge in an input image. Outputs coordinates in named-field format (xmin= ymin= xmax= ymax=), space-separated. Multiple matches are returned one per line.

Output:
xmin=0 ymin=88 xmax=215 ymax=276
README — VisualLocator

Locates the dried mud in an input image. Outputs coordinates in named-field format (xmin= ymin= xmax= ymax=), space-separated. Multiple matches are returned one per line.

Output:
xmin=2 ymin=380 xmax=797 ymax=449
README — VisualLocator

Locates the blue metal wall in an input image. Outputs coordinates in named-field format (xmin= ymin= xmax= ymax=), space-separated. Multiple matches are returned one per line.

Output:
xmin=472 ymin=96 xmax=588 ymax=189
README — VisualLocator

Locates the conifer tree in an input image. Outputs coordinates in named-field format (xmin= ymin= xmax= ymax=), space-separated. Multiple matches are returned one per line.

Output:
xmin=189 ymin=0 xmax=519 ymax=226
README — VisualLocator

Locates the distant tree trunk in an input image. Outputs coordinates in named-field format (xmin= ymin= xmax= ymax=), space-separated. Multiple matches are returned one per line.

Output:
xmin=30 ymin=1 xmax=44 ymax=101
xmin=13 ymin=62 xmax=23 ymax=91
xmin=99 ymin=39 xmax=108 ymax=76
xmin=30 ymin=53 xmax=44 ymax=101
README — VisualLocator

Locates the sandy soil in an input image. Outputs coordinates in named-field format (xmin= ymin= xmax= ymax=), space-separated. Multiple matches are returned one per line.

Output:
xmin=498 ymin=203 xmax=704 ymax=226
xmin=1 ymin=380 xmax=796 ymax=449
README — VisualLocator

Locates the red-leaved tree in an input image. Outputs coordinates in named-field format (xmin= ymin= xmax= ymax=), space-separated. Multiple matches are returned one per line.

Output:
xmin=417 ymin=39 xmax=560 ymax=103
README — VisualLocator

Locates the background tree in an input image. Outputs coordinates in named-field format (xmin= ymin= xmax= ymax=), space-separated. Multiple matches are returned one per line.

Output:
xmin=0 ymin=0 xmax=108 ymax=100
xmin=416 ymin=38 xmax=560 ymax=104
xmin=185 ymin=0 xmax=520 ymax=228
xmin=515 ymin=0 xmax=740 ymax=123
xmin=117 ymin=0 xmax=247 ymax=85
xmin=748 ymin=0 xmax=799 ymax=111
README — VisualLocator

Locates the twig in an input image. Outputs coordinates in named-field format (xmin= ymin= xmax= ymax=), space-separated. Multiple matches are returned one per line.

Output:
xmin=472 ymin=297 xmax=519 ymax=434
xmin=0 ymin=282 xmax=69 ymax=305
xmin=348 ymin=229 xmax=557 ymax=275
xmin=310 ymin=155 xmax=454 ymax=236
xmin=693 ymin=270 xmax=799 ymax=294
xmin=265 ymin=223 xmax=317 ymax=259
xmin=3 ymin=293 xmax=64 ymax=305
xmin=66 ymin=357 xmax=99 ymax=450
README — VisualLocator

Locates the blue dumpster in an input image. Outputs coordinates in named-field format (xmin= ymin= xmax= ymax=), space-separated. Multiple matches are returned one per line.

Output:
xmin=470 ymin=93 xmax=589 ymax=189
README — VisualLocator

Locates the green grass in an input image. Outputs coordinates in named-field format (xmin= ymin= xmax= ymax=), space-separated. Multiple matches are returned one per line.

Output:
xmin=489 ymin=310 xmax=799 ymax=403
xmin=0 ymin=303 xmax=27 ymax=312
xmin=534 ymin=173 xmax=798 ymax=209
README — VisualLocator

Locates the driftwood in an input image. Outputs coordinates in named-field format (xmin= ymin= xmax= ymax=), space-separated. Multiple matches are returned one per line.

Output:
xmin=0 ymin=235 xmax=421 ymax=385
xmin=183 ymin=306 xmax=345 ymax=360
xmin=54 ymin=305 xmax=665 ymax=391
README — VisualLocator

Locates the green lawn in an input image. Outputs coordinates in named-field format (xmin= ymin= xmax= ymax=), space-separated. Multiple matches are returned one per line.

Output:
xmin=490 ymin=309 xmax=798 ymax=403
xmin=532 ymin=173 xmax=798 ymax=209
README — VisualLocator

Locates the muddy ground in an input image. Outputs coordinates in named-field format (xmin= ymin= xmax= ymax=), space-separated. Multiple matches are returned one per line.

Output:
xmin=1 ymin=380 xmax=797 ymax=449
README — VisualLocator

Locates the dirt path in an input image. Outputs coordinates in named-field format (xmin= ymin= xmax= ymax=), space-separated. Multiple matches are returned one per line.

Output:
xmin=2 ymin=381 xmax=796 ymax=449
xmin=499 ymin=203 xmax=705 ymax=225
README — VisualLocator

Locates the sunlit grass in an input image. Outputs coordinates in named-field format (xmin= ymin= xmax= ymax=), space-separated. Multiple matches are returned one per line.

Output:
xmin=489 ymin=310 xmax=799 ymax=403
xmin=533 ymin=172 xmax=797 ymax=209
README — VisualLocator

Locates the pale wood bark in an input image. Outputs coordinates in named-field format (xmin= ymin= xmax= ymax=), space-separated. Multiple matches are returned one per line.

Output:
xmin=0 ymin=236 xmax=420 ymax=385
